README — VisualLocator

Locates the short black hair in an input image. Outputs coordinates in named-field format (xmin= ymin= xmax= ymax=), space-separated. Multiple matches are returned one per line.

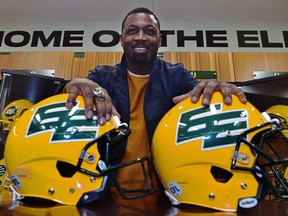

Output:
xmin=121 ymin=7 xmax=161 ymax=33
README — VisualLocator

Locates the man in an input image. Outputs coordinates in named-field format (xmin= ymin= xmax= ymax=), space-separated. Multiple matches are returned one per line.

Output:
xmin=64 ymin=7 xmax=246 ymax=197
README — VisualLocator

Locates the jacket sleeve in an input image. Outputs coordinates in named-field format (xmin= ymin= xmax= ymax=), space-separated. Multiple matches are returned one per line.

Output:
xmin=178 ymin=65 xmax=200 ymax=94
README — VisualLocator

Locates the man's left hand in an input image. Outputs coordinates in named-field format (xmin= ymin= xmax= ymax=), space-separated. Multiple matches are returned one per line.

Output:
xmin=172 ymin=79 xmax=247 ymax=105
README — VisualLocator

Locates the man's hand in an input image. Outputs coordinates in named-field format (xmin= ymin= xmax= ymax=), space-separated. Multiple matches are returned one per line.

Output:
xmin=65 ymin=78 xmax=120 ymax=125
xmin=173 ymin=79 xmax=247 ymax=105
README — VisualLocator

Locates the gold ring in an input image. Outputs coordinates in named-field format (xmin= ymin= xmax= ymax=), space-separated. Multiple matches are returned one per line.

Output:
xmin=93 ymin=86 xmax=105 ymax=97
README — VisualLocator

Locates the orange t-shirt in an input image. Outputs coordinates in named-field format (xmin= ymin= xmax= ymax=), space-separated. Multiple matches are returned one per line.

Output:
xmin=115 ymin=71 xmax=151 ymax=190
xmin=111 ymin=71 xmax=160 ymax=211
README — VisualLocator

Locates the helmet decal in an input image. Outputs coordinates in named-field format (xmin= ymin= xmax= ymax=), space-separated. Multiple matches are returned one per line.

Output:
xmin=10 ymin=174 xmax=22 ymax=189
xmin=26 ymin=101 xmax=99 ymax=143
xmin=1 ymin=99 xmax=34 ymax=131
xmin=4 ymin=106 xmax=18 ymax=117
xmin=168 ymin=182 xmax=182 ymax=197
xmin=176 ymin=103 xmax=249 ymax=150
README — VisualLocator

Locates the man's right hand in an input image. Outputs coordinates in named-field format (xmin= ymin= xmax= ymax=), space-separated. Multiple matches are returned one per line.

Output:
xmin=64 ymin=78 xmax=120 ymax=125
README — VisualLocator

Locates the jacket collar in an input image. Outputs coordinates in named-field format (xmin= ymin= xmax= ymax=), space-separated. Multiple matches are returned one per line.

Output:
xmin=117 ymin=54 xmax=161 ymax=78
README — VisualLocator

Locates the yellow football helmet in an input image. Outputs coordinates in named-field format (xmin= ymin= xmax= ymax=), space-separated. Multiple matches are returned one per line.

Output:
xmin=152 ymin=92 xmax=288 ymax=212
xmin=266 ymin=104 xmax=288 ymax=137
xmin=4 ymin=94 xmax=154 ymax=205
xmin=1 ymin=99 xmax=34 ymax=131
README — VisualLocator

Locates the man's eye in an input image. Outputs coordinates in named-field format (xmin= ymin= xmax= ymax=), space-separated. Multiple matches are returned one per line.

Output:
xmin=126 ymin=29 xmax=136 ymax=34
xmin=146 ymin=28 xmax=156 ymax=35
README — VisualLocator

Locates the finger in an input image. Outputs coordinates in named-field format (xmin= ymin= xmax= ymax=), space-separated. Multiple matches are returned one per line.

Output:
xmin=94 ymin=96 xmax=107 ymax=125
xmin=221 ymin=89 xmax=232 ymax=105
xmin=231 ymin=85 xmax=247 ymax=103
xmin=93 ymin=88 xmax=112 ymax=125
xmin=66 ymin=92 xmax=77 ymax=108
xmin=172 ymin=93 xmax=189 ymax=104
xmin=219 ymin=83 xmax=247 ymax=105
xmin=82 ymin=87 xmax=97 ymax=120
xmin=112 ymin=106 xmax=121 ymax=119
xmin=66 ymin=86 xmax=81 ymax=109
xmin=190 ymin=81 xmax=206 ymax=103
xmin=200 ymin=80 xmax=219 ymax=106
xmin=104 ymin=95 xmax=113 ymax=120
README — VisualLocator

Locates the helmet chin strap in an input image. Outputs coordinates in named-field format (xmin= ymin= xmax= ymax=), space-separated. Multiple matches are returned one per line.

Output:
xmin=232 ymin=151 xmax=251 ymax=165
xmin=1 ymin=174 xmax=24 ymax=201
xmin=262 ymin=111 xmax=282 ymax=125
xmin=0 ymin=119 xmax=13 ymax=131
xmin=0 ymin=119 xmax=13 ymax=123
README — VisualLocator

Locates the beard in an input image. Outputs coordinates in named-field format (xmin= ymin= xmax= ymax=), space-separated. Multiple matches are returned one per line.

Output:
xmin=123 ymin=44 xmax=158 ymax=66
xmin=131 ymin=52 xmax=150 ymax=64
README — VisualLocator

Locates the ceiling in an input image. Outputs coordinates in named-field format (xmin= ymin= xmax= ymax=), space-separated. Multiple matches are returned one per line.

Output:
xmin=0 ymin=0 xmax=287 ymax=23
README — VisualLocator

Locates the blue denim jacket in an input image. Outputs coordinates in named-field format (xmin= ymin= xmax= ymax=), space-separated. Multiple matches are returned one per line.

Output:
xmin=88 ymin=54 xmax=199 ymax=163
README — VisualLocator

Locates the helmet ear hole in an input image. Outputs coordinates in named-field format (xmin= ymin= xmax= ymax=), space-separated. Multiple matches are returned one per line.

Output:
xmin=210 ymin=166 xmax=233 ymax=183
xmin=56 ymin=161 xmax=78 ymax=178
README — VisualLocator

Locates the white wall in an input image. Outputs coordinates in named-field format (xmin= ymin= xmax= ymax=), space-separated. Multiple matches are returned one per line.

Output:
xmin=0 ymin=20 xmax=287 ymax=52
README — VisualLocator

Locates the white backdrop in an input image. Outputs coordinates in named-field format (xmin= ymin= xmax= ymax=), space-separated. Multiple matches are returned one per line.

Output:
xmin=0 ymin=20 xmax=287 ymax=52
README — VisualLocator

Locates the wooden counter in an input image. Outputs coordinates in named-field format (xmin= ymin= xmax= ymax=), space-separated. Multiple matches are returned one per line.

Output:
xmin=0 ymin=190 xmax=287 ymax=216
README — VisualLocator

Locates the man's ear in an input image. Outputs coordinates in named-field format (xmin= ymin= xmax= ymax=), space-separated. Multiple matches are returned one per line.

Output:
xmin=120 ymin=34 xmax=124 ymax=47
xmin=158 ymin=34 xmax=162 ymax=47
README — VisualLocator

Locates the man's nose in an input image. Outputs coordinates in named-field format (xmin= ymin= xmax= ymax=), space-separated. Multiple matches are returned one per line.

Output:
xmin=135 ymin=30 xmax=146 ymax=41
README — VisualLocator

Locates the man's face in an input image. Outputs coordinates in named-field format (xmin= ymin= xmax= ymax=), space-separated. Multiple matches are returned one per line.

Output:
xmin=120 ymin=12 xmax=162 ymax=66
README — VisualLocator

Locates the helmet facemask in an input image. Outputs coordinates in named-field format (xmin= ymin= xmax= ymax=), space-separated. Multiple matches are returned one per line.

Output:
xmin=76 ymin=124 xmax=155 ymax=201
xmin=232 ymin=120 xmax=288 ymax=201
